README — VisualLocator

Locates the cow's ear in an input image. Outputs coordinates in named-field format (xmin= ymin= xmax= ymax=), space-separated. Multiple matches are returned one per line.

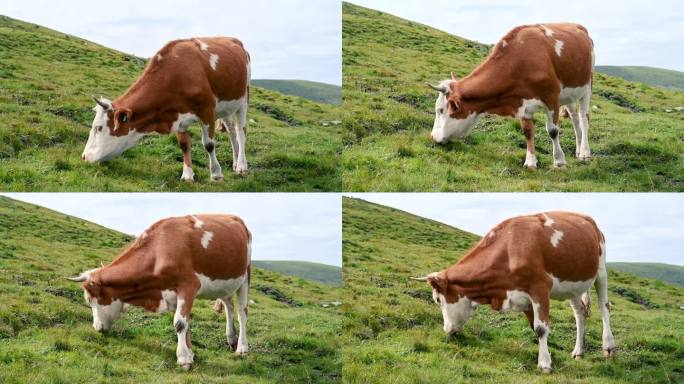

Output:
xmin=113 ymin=109 xmax=132 ymax=130
xmin=427 ymin=273 xmax=447 ymax=294
xmin=447 ymin=99 xmax=460 ymax=116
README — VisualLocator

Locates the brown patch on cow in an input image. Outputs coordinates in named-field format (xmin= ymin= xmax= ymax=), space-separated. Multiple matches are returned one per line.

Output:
xmin=447 ymin=23 xmax=592 ymax=120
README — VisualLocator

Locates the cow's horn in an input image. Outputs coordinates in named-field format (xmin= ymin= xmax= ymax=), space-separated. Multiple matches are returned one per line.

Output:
xmin=410 ymin=276 xmax=429 ymax=281
xmin=426 ymin=83 xmax=448 ymax=94
xmin=65 ymin=274 xmax=87 ymax=282
xmin=451 ymin=72 xmax=458 ymax=81
xmin=92 ymin=96 xmax=111 ymax=111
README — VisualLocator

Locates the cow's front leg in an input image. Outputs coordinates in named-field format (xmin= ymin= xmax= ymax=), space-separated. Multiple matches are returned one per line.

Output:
xmin=521 ymin=118 xmax=537 ymax=168
xmin=173 ymin=296 xmax=195 ymax=370
xmin=569 ymin=296 xmax=586 ymax=359
xmin=531 ymin=296 xmax=552 ymax=373
xmin=545 ymin=109 xmax=566 ymax=167
xmin=176 ymin=132 xmax=195 ymax=181
xmin=202 ymin=123 xmax=223 ymax=181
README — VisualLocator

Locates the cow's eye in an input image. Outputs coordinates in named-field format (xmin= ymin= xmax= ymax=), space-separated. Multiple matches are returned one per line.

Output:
xmin=438 ymin=108 xmax=444 ymax=114
xmin=97 ymin=126 xmax=103 ymax=132
xmin=119 ymin=114 xmax=128 ymax=123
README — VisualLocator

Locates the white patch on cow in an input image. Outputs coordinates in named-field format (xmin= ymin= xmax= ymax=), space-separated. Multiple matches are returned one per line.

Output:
xmin=488 ymin=230 xmax=495 ymax=238
xmin=215 ymin=95 xmax=248 ymax=120
xmin=541 ymin=213 xmax=555 ymax=227
xmin=82 ymin=104 xmax=146 ymax=163
xmin=195 ymin=272 xmax=247 ymax=300
xmin=532 ymin=299 xmax=552 ymax=372
xmin=201 ymin=231 xmax=214 ymax=248
xmin=515 ymin=98 xmax=545 ymax=119
xmin=195 ymin=39 xmax=208 ymax=51
xmin=554 ymin=39 xmax=564 ymax=56
xmin=559 ymin=84 xmax=591 ymax=106
xmin=170 ymin=112 xmax=199 ymax=134
xmin=501 ymin=290 xmax=531 ymax=312
xmin=174 ymin=298 xmax=193 ymax=368
xmin=181 ymin=164 xmax=195 ymax=181
xmin=550 ymin=230 xmax=564 ymax=247
xmin=209 ymin=53 xmax=219 ymax=70
xmin=548 ymin=274 xmax=595 ymax=300
xmin=524 ymin=150 xmax=537 ymax=168
xmin=435 ymin=293 xmax=475 ymax=334
xmin=541 ymin=25 xmax=554 ymax=37
xmin=156 ymin=53 xmax=162 ymax=61
xmin=140 ymin=231 xmax=148 ymax=239
xmin=430 ymin=80 xmax=480 ymax=142
xmin=90 ymin=298 xmax=124 ymax=331
xmin=502 ymin=39 xmax=508 ymax=47
xmin=157 ymin=289 xmax=178 ymax=313
xmin=191 ymin=215 xmax=204 ymax=229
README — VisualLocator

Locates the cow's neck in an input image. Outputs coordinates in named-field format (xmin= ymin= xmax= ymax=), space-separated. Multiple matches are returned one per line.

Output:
xmin=114 ymin=68 xmax=177 ymax=134
xmin=457 ymin=58 xmax=520 ymax=117
xmin=445 ymin=244 xmax=511 ymax=307
xmin=95 ymin=248 xmax=165 ymax=308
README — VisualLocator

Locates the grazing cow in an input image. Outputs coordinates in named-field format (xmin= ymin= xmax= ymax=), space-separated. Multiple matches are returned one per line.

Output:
xmin=82 ymin=37 xmax=251 ymax=180
xmin=67 ymin=214 xmax=251 ymax=370
xmin=412 ymin=211 xmax=615 ymax=373
xmin=429 ymin=23 xmax=594 ymax=168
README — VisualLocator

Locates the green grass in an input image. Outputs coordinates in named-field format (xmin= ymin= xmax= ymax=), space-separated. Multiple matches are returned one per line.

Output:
xmin=342 ymin=197 xmax=684 ymax=383
xmin=595 ymin=66 xmax=684 ymax=91
xmin=341 ymin=3 xmax=684 ymax=191
xmin=0 ymin=15 xmax=341 ymax=191
xmin=608 ymin=262 xmax=684 ymax=287
xmin=0 ymin=196 xmax=342 ymax=383
xmin=252 ymin=260 xmax=342 ymax=286
xmin=252 ymin=80 xmax=342 ymax=105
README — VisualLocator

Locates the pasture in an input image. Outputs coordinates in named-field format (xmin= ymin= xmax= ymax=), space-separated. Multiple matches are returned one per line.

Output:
xmin=342 ymin=197 xmax=684 ymax=383
xmin=0 ymin=196 xmax=342 ymax=383
xmin=341 ymin=3 xmax=684 ymax=191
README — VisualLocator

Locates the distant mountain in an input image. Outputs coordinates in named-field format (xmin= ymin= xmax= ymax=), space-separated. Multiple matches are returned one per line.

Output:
xmin=252 ymin=79 xmax=341 ymax=104
xmin=252 ymin=260 xmax=342 ymax=286
xmin=594 ymin=66 xmax=684 ymax=90
xmin=608 ymin=262 xmax=684 ymax=287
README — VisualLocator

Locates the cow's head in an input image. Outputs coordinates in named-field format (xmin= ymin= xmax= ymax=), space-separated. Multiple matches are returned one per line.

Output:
xmin=427 ymin=73 xmax=479 ymax=143
xmin=412 ymin=272 xmax=477 ymax=334
xmin=82 ymin=97 xmax=144 ymax=163
xmin=67 ymin=269 xmax=125 ymax=332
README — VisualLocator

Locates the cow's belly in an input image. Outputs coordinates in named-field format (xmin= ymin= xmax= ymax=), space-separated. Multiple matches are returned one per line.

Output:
xmin=559 ymin=84 xmax=590 ymax=106
xmin=549 ymin=274 xmax=595 ymax=300
xmin=195 ymin=272 xmax=247 ymax=300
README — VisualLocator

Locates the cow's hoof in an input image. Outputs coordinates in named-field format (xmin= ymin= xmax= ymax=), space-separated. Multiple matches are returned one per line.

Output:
xmin=211 ymin=174 xmax=224 ymax=182
xmin=573 ymin=354 xmax=583 ymax=360
xmin=180 ymin=363 xmax=192 ymax=371
xmin=554 ymin=161 xmax=566 ymax=168
xmin=235 ymin=345 xmax=248 ymax=355
xmin=541 ymin=367 xmax=552 ymax=374
xmin=523 ymin=164 xmax=537 ymax=170
xmin=235 ymin=167 xmax=248 ymax=176
xmin=229 ymin=339 xmax=238 ymax=352
xmin=603 ymin=348 xmax=616 ymax=357
xmin=180 ymin=176 xmax=194 ymax=182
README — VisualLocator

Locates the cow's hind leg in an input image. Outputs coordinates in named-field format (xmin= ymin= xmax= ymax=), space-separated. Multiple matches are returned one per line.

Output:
xmin=569 ymin=296 xmax=587 ymax=359
xmin=565 ymin=104 xmax=583 ymax=158
xmin=173 ymin=296 xmax=195 ymax=370
xmin=545 ymin=108 xmax=566 ymax=167
xmin=235 ymin=277 xmax=249 ymax=354
xmin=234 ymin=102 xmax=249 ymax=175
xmin=202 ymin=122 xmax=224 ymax=181
xmin=176 ymin=132 xmax=195 ymax=181
xmin=219 ymin=295 xmax=238 ymax=351
xmin=595 ymin=242 xmax=616 ymax=356
xmin=221 ymin=117 xmax=239 ymax=171
xmin=521 ymin=118 xmax=537 ymax=168
xmin=578 ymin=85 xmax=592 ymax=160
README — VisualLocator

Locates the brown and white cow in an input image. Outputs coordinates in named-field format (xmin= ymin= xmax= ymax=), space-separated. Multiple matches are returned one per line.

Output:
xmin=429 ymin=23 xmax=594 ymax=168
xmin=82 ymin=37 xmax=251 ymax=180
xmin=412 ymin=211 xmax=615 ymax=373
xmin=67 ymin=214 xmax=251 ymax=370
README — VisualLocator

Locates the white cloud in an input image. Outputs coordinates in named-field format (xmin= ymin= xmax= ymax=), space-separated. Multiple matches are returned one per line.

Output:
xmin=346 ymin=193 xmax=684 ymax=266
xmin=0 ymin=0 xmax=341 ymax=84
xmin=350 ymin=0 xmax=684 ymax=72
xmin=2 ymin=193 xmax=342 ymax=267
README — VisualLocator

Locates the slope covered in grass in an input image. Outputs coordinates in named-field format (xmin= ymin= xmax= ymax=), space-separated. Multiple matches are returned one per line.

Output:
xmin=595 ymin=66 xmax=684 ymax=90
xmin=0 ymin=196 xmax=341 ymax=383
xmin=252 ymin=260 xmax=342 ymax=286
xmin=252 ymin=80 xmax=342 ymax=105
xmin=608 ymin=262 xmax=684 ymax=287
xmin=342 ymin=197 xmax=684 ymax=383
xmin=0 ymin=15 xmax=341 ymax=191
xmin=341 ymin=3 xmax=684 ymax=191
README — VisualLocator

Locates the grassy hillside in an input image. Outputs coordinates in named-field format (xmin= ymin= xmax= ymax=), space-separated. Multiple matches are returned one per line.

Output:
xmin=342 ymin=197 xmax=684 ymax=383
xmin=252 ymin=260 xmax=342 ymax=286
xmin=0 ymin=15 xmax=341 ymax=191
xmin=595 ymin=66 xmax=684 ymax=90
xmin=341 ymin=3 xmax=684 ymax=191
xmin=252 ymin=80 xmax=342 ymax=105
xmin=608 ymin=262 xmax=684 ymax=287
xmin=0 ymin=196 xmax=341 ymax=383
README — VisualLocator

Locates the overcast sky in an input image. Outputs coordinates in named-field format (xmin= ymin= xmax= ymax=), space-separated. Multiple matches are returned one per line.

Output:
xmin=346 ymin=193 xmax=684 ymax=266
xmin=0 ymin=0 xmax=341 ymax=85
xmin=350 ymin=0 xmax=684 ymax=72
xmin=3 ymin=193 xmax=341 ymax=267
